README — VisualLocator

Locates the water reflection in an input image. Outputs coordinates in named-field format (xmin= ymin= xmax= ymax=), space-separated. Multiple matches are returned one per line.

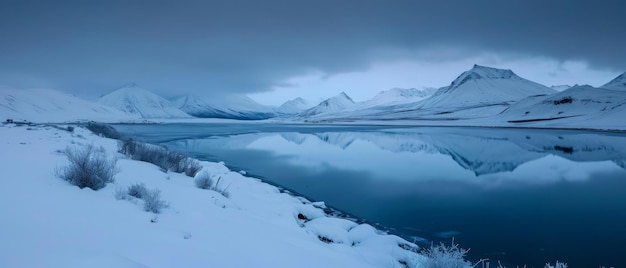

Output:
xmin=164 ymin=128 xmax=626 ymax=185
xmin=114 ymin=124 xmax=626 ymax=267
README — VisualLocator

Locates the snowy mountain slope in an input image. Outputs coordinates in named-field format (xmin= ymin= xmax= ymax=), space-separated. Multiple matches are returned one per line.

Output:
xmin=415 ymin=65 xmax=556 ymax=109
xmin=0 ymin=87 xmax=140 ymax=123
xmin=299 ymin=92 xmax=355 ymax=117
xmin=350 ymin=88 xmax=437 ymax=110
xmin=498 ymin=85 xmax=626 ymax=125
xmin=601 ymin=72 xmax=626 ymax=91
xmin=174 ymin=94 xmax=276 ymax=120
xmin=97 ymin=83 xmax=191 ymax=119
xmin=277 ymin=98 xmax=312 ymax=114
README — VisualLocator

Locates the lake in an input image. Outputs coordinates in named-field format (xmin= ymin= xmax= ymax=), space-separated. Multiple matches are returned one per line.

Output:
xmin=113 ymin=123 xmax=626 ymax=267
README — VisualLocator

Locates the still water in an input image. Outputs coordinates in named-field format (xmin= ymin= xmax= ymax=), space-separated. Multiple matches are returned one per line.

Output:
xmin=114 ymin=123 xmax=626 ymax=267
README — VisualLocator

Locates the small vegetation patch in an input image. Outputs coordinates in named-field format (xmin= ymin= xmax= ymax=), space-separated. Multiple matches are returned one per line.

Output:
xmin=118 ymin=139 xmax=202 ymax=177
xmin=117 ymin=183 xmax=168 ymax=214
xmin=194 ymin=172 xmax=230 ymax=198
xmin=421 ymin=240 xmax=472 ymax=268
xmin=553 ymin=97 xmax=573 ymax=105
xmin=194 ymin=172 xmax=213 ymax=190
xmin=56 ymin=144 xmax=118 ymax=190
xmin=127 ymin=183 xmax=148 ymax=199
xmin=85 ymin=122 xmax=121 ymax=139
xmin=143 ymin=188 xmax=168 ymax=214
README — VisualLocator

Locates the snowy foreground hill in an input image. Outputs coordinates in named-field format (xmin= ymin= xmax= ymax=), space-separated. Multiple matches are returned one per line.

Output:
xmin=0 ymin=124 xmax=424 ymax=268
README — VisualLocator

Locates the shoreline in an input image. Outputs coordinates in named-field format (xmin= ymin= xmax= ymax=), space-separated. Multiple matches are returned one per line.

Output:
xmin=0 ymin=123 xmax=424 ymax=268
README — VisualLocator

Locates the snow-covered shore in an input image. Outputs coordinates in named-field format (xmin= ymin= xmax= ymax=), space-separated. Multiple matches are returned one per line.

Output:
xmin=0 ymin=123 xmax=423 ymax=268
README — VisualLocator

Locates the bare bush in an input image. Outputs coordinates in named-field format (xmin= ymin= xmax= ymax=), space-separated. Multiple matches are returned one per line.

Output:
xmin=118 ymin=139 xmax=201 ymax=177
xmin=114 ymin=187 xmax=128 ymax=200
xmin=421 ymin=240 xmax=472 ymax=268
xmin=143 ymin=188 xmax=168 ymax=214
xmin=57 ymin=144 xmax=118 ymax=190
xmin=194 ymin=172 xmax=214 ymax=190
xmin=545 ymin=261 xmax=568 ymax=268
xmin=127 ymin=183 xmax=148 ymax=199
xmin=194 ymin=173 xmax=230 ymax=197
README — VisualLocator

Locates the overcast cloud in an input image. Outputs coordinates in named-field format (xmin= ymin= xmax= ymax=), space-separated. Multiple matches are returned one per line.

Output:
xmin=1 ymin=0 xmax=625 ymax=103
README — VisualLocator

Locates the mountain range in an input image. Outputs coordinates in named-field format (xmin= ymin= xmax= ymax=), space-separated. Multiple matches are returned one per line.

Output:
xmin=2 ymin=65 xmax=625 ymax=129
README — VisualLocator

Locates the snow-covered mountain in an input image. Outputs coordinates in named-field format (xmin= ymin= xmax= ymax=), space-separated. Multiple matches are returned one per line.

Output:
xmin=299 ymin=92 xmax=355 ymax=117
xmin=601 ymin=72 xmax=626 ymax=91
xmin=276 ymin=97 xmax=311 ymax=114
xmin=173 ymin=94 xmax=276 ymax=120
xmin=499 ymin=85 xmax=626 ymax=127
xmin=352 ymin=87 xmax=437 ymax=110
xmin=98 ymin=83 xmax=191 ymax=118
xmin=0 ymin=86 xmax=140 ymax=123
xmin=550 ymin=85 xmax=572 ymax=91
xmin=416 ymin=65 xmax=556 ymax=109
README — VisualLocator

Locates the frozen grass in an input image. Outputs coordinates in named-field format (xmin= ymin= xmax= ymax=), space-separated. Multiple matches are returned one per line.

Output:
xmin=116 ymin=183 xmax=168 ymax=214
xmin=194 ymin=172 xmax=230 ymax=198
xmin=127 ymin=183 xmax=148 ymax=199
xmin=544 ymin=261 xmax=568 ymax=268
xmin=56 ymin=144 xmax=118 ymax=190
xmin=194 ymin=172 xmax=213 ymax=190
xmin=419 ymin=240 xmax=570 ymax=268
xmin=142 ymin=188 xmax=168 ymax=214
xmin=420 ymin=240 xmax=472 ymax=268
xmin=118 ymin=139 xmax=201 ymax=177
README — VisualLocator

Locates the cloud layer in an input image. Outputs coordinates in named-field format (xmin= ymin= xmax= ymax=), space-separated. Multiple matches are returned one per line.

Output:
xmin=1 ymin=0 xmax=625 ymax=98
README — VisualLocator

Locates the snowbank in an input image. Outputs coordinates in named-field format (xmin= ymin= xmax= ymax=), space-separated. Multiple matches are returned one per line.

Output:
xmin=0 ymin=124 xmax=424 ymax=268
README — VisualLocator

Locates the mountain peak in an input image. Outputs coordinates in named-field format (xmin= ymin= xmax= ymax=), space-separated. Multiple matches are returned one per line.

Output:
xmin=277 ymin=97 xmax=311 ymax=114
xmin=299 ymin=92 xmax=355 ymax=117
xmin=602 ymin=72 xmax=626 ymax=91
xmin=334 ymin=92 xmax=354 ymax=102
xmin=98 ymin=85 xmax=190 ymax=118
xmin=450 ymin=65 xmax=518 ymax=89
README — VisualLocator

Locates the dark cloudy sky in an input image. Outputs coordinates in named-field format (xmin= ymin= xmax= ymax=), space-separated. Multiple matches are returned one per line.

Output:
xmin=1 ymin=0 xmax=625 ymax=105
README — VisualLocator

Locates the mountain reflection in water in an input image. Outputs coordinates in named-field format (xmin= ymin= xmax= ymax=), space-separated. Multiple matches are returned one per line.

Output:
xmin=113 ymin=124 xmax=626 ymax=267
